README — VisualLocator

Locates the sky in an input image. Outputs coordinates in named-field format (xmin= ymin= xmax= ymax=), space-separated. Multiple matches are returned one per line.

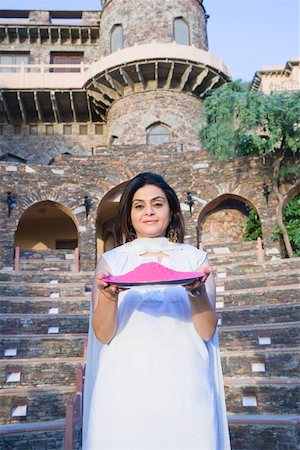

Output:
xmin=3 ymin=0 xmax=299 ymax=82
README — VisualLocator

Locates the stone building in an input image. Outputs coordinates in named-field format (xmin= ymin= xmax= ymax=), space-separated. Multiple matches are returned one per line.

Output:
xmin=0 ymin=1 xmax=299 ymax=449
xmin=251 ymin=57 xmax=300 ymax=94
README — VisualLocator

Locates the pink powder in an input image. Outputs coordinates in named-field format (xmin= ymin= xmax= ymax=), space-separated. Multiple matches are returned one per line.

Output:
xmin=102 ymin=262 xmax=205 ymax=284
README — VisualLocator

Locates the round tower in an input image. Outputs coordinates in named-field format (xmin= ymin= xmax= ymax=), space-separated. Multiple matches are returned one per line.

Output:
xmin=99 ymin=0 xmax=208 ymax=56
xmin=84 ymin=0 xmax=229 ymax=149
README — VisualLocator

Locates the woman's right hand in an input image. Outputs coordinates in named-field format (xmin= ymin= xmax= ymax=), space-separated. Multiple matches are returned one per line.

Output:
xmin=96 ymin=272 xmax=120 ymax=302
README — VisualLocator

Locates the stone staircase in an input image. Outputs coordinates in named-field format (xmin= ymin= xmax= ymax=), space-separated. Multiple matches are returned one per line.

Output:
xmin=0 ymin=252 xmax=92 ymax=449
xmin=0 ymin=242 xmax=299 ymax=449
xmin=207 ymin=241 xmax=300 ymax=450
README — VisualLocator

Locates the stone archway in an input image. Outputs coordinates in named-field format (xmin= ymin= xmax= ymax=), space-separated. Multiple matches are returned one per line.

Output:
xmin=15 ymin=200 xmax=79 ymax=250
xmin=198 ymin=194 xmax=259 ymax=246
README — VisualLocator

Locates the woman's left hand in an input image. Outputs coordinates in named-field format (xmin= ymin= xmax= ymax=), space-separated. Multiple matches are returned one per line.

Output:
xmin=184 ymin=266 xmax=213 ymax=297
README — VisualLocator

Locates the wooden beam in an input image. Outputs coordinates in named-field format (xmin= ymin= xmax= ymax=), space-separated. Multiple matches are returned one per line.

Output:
xmin=69 ymin=92 xmax=77 ymax=122
xmin=105 ymin=72 xmax=124 ymax=96
xmin=85 ymin=92 xmax=93 ymax=121
xmin=178 ymin=65 xmax=192 ymax=90
xmin=93 ymin=77 xmax=119 ymax=100
xmin=50 ymin=91 xmax=59 ymax=122
xmin=120 ymin=67 xmax=134 ymax=92
xmin=0 ymin=92 xmax=12 ymax=123
xmin=0 ymin=92 xmax=11 ymax=122
xmin=34 ymin=92 xmax=43 ymax=122
xmin=17 ymin=92 xmax=27 ymax=123
xmin=165 ymin=61 xmax=174 ymax=90
xmin=136 ymin=63 xmax=146 ymax=89
xmin=200 ymin=75 xmax=220 ymax=97
xmin=154 ymin=62 xmax=159 ymax=89
xmin=87 ymin=89 xmax=111 ymax=107
xmin=190 ymin=68 xmax=208 ymax=92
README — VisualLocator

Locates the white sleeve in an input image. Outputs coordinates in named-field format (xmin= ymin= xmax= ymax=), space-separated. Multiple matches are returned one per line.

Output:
xmin=91 ymin=255 xmax=112 ymax=312
xmin=196 ymin=256 xmax=216 ymax=310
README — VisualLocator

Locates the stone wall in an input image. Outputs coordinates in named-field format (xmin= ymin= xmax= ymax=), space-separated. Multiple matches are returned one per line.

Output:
xmin=99 ymin=0 xmax=208 ymax=57
xmin=1 ymin=147 xmax=297 ymax=271
xmin=0 ymin=124 xmax=106 ymax=164
xmin=106 ymin=90 xmax=202 ymax=149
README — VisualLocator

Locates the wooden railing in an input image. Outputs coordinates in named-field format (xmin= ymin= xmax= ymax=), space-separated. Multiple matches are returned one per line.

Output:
xmin=64 ymin=338 xmax=88 ymax=450
xmin=64 ymin=364 xmax=85 ymax=450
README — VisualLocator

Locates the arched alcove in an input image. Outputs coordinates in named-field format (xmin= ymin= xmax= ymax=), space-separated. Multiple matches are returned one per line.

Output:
xmin=146 ymin=123 xmax=171 ymax=144
xmin=198 ymin=194 xmax=260 ymax=245
xmin=96 ymin=181 xmax=129 ymax=259
xmin=15 ymin=200 xmax=79 ymax=250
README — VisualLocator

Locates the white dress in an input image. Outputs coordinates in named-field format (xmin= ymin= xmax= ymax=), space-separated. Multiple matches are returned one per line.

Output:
xmin=82 ymin=237 xmax=230 ymax=450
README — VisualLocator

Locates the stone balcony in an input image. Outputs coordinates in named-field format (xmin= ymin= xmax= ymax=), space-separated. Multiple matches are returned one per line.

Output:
xmin=0 ymin=43 xmax=230 ymax=123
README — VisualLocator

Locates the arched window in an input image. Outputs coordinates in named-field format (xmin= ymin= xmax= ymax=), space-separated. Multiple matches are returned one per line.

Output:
xmin=110 ymin=24 xmax=123 ymax=53
xmin=173 ymin=18 xmax=190 ymax=45
xmin=147 ymin=124 xmax=171 ymax=144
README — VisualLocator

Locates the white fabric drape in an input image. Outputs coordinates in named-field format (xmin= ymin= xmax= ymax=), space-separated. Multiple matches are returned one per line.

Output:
xmin=82 ymin=238 xmax=230 ymax=450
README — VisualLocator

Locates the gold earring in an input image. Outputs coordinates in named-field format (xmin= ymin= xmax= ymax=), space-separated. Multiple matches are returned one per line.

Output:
xmin=128 ymin=224 xmax=137 ymax=242
xmin=167 ymin=226 xmax=178 ymax=243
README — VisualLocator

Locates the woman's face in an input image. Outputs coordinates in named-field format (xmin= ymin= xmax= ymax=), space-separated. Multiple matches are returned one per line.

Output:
xmin=130 ymin=184 xmax=171 ymax=239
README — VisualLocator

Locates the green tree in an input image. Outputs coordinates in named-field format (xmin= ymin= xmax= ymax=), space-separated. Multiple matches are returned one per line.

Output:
xmin=273 ymin=195 xmax=300 ymax=256
xmin=199 ymin=81 xmax=300 ymax=257
xmin=243 ymin=209 xmax=262 ymax=241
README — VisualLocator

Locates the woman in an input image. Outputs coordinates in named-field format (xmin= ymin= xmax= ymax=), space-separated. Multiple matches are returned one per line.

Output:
xmin=83 ymin=172 xmax=230 ymax=450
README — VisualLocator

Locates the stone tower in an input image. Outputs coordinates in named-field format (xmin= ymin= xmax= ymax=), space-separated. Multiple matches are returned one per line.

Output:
xmin=85 ymin=0 xmax=229 ymax=148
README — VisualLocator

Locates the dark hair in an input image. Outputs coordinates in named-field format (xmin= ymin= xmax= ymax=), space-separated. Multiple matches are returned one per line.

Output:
xmin=115 ymin=172 xmax=185 ymax=245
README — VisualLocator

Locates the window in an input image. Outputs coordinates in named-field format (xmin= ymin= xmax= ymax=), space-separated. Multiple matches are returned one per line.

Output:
xmin=0 ymin=53 xmax=30 ymax=73
xmin=50 ymin=52 xmax=83 ymax=73
xmin=79 ymin=124 xmax=88 ymax=135
xmin=173 ymin=18 xmax=190 ymax=45
xmin=147 ymin=124 xmax=171 ymax=144
xmin=95 ymin=123 xmax=103 ymax=135
xmin=110 ymin=25 xmax=123 ymax=53
xmin=14 ymin=124 xmax=22 ymax=135
xmin=63 ymin=124 xmax=72 ymax=135
xmin=29 ymin=125 xmax=38 ymax=135
xmin=46 ymin=125 xmax=54 ymax=135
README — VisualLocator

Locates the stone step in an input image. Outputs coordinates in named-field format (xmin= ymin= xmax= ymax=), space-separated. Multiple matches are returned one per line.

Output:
xmin=0 ymin=357 xmax=83 ymax=388
xmin=224 ymin=378 xmax=299 ymax=415
xmin=1 ymin=334 xmax=86 ymax=359
xmin=0 ymin=296 xmax=90 ymax=314
xmin=221 ymin=348 xmax=299 ymax=378
xmin=216 ymin=285 xmax=299 ymax=308
xmin=208 ymin=252 xmax=259 ymax=266
xmin=217 ymin=302 xmax=299 ymax=327
xmin=218 ymin=322 xmax=299 ymax=351
xmin=204 ymin=241 xmax=258 ymax=255
xmin=216 ymin=271 xmax=299 ymax=290
xmin=19 ymin=259 xmax=76 ymax=272
xmin=20 ymin=249 xmax=73 ymax=259
xmin=223 ymin=257 xmax=300 ymax=276
xmin=228 ymin=415 xmax=299 ymax=450
xmin=0 ymin=281 xmax=88 ymax=297
xmin=0 ymin=386 xmax=75 ymax=425
xmin=0 ymin=270 xmax=93 ymax=283
xmin=0 ymin=314 xmax=89 ymax=335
